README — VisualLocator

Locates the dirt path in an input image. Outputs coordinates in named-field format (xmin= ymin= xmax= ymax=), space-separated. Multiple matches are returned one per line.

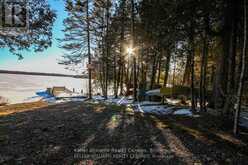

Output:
xmin=0 ymin=102 xmax=247 ymax=164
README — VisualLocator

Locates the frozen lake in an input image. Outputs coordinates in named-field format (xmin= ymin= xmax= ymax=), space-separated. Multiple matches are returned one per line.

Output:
xmin=0 ymin=74 xmax=89 ymax=104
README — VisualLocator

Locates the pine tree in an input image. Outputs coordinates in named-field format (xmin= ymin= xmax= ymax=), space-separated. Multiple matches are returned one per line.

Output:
xmin=58 ymin=0 xmax=93 ymax=98
xmin=0 ymin=0 xmax=56 ymax=59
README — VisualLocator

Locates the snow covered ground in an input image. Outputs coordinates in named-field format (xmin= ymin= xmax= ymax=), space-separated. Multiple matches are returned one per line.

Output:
xmin=166 ymin=98 xmax=182 ymax=105
xmin=90 ymin=96 xmax=194 ymax=117
xmin=173 ymin=109 xmax=193 ymax=116
xmin=136 ymin=104 xmax=175 ymax=115
xmin=26 ymin=91 xmax=194 ymax=117
xmin=135 ymin=102 xmax=193 ymax=116
xmin=146 ymin=89 xmax=161 ymax=96
xmin=91 ymin=96 xmax=133 ymax=105
xmin=24 ymin=92 xmax=248 ymax=127
xmin=23 ymin=90 xmax=88 ymax=105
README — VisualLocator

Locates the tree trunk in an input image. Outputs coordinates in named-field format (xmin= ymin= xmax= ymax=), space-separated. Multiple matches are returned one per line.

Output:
xmin=116 ymin=63 xmax=121 ymax=96
xmin=233 ymin=0 xmax=247 ymax=136
xmin=189 ymin=23 xmax=196 ymax=112
xmin=150 ymin=51 xmax=158 ymax=90
xmin=224 ymin=1 xmax=238 ymax=117
xmin=105 ymin=0 xmax=110 ymax=99
xmin=172 ymin=54 xmax=176 ymax=88
xmin=120 ymin=65 xmax=124 ymax=95
xmin=119 ymin=0 xmax=126 ymax=96
xmin=126 ymin=60 xmax=131 ymax=95
xmin=86 ymin=0 xmax=92 ymax=99
xmin=183 ymin=53 xmax=191 ymax=86
xmin=133 ymin=57 xmax=137 ymax=101
xmin=200 ymin=29 xmax=209 ymax=112
xmin=213 ymin=0 xmax=236 ymax=109
xmin=114 ymin=53 xmax=118 ymax=98
xmin=131 ymin=0 xmax=137 ymax=101
xmin=157 ymin=51 xmax=162 ymax=84
xmin=164 ymin=49 xmax=171 ymax=87
xmin=99 ymin=58 xmax=105 ymax=96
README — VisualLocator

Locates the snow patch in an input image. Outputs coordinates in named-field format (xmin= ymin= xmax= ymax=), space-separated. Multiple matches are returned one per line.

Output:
xmin=146 ymin=89 xmax=161 ymax=96
xmin=166 ymin=98 xmax=181 ymax=105
xmin=135 ymin=104 xmax=175 ymax=115
xmin=138 ymin=101 xmax=162 ymax=106
xmin=135 ymin=102 xmax=193 ymax=117
xmin=173 ymin=109 xmax=193 ymax=116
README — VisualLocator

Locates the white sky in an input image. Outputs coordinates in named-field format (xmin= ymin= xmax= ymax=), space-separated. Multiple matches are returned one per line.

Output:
xmin=0 ymin=54 xmax=78 ymax=74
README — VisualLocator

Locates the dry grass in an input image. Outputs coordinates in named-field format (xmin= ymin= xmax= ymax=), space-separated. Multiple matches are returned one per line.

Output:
xmin=0 ymin=101 xmax=48 ymax=116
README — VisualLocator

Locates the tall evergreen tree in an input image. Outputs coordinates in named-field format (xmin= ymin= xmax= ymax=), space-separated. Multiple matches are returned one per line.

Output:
xmin=58 ymin=0 xmax=93 ymax=98
xmin=0 ymin=0 xmax=56 ymax=59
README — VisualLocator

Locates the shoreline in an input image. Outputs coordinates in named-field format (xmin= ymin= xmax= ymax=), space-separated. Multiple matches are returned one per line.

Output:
xmin=0 ymin=101 xmax=48 ymax=116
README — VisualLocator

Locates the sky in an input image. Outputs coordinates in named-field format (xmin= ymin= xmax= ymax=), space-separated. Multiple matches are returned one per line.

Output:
xmin=0 ymin=0 xmax=75 ymax=74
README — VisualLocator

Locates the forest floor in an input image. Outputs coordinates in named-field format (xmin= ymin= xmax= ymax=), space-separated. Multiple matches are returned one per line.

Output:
xmin=0 ymin=101 xmax=248 ymax=165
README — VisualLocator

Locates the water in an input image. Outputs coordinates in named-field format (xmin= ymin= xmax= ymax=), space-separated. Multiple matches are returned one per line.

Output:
xmin=0 ymin=74 xmax=88 ymax=104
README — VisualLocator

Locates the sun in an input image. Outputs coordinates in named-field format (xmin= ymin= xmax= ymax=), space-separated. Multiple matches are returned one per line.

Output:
xmin=127 ymin=47 xmax=134 ymax=55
